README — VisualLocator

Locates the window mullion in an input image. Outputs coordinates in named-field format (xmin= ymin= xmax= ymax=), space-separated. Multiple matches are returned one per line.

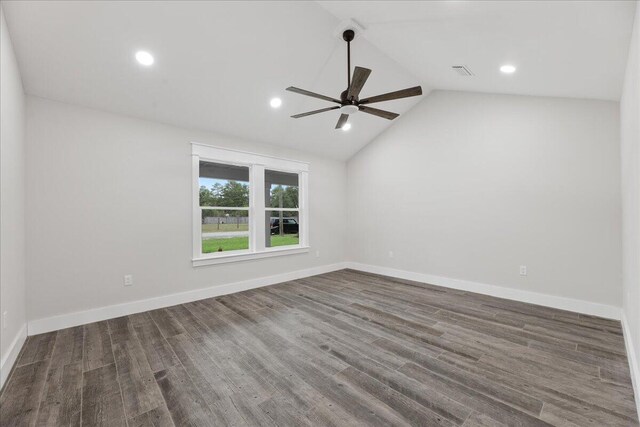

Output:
xmin=192 ymin=155 xmax=203 ymax=259
xmin=252 ymin=164 xmax=266 ymax=252
xmin=299 ymin=171 xmax=309 ymax=247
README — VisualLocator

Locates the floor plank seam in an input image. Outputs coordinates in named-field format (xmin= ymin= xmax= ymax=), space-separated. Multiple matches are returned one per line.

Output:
xmin=179 ymin=301 xmax=259 ymax=425
xmin=80 ymin=325 xmax=85 ymax=427
xmin=106 ymin=319 xmax=131 ymax=427
xmin=146 ymin=306 xmax=188 ymax=427
xmin=35 ymin=331 xmax=59 ymax=425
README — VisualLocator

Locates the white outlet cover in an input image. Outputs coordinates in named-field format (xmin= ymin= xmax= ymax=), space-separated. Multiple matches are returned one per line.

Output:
xmin=519 ymin=266 xmax=527 ymax=276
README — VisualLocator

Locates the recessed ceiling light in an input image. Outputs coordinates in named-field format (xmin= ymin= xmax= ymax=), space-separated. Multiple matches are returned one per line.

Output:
xmin=500 ymin=64 xmax=516 ymax=74
xmin=135 ymin=51 xmax=154 ymax=66
xmin=342 ymin=123 xmax=352 ymax=131
xmin=270 ymin=98 xmax=282 ymax=108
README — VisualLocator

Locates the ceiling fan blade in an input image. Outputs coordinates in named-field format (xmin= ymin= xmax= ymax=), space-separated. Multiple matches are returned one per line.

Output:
xmin=335 ymin=113 xmax=349 ymax=129
xmin=359 ymin=86 xmax=423 ymax=105
xmin=291 ymin=106 xmax=339 ymax=118
xmin=347 ymin=66 xmax=372 ymax=100
xmin=286 ymin=87 xmax=341 ymax=104
xmin=359 ymin=106 xmax=399 ymax=120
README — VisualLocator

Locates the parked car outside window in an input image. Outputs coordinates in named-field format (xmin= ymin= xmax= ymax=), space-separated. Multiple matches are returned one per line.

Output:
xmin=270 ymin=218 xmax=299 ymax=235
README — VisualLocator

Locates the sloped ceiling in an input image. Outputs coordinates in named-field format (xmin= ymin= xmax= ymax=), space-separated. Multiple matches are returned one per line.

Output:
xmin=2 ymin=1 xmax=636 ymax=160
xmin=2 ymin=1 xmax=423 ymax=160
xmin=319 ymin=1 xmax=636 ymax=101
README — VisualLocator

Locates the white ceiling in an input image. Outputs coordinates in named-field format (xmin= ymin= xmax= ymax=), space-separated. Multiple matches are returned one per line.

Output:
xmin=2 ymin=1 xmax=636 ymax=161
xmin=2 ymin=1 xmax=423 ymax=160
xmin=319 ymin=1 xmax=636 ymax=102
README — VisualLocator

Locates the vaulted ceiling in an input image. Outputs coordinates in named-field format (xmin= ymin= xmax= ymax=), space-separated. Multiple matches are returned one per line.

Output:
xmin=320 ymin=1 xmax=636 ymax=102
xmin=2 ymin=1 xmax=636 ymax=160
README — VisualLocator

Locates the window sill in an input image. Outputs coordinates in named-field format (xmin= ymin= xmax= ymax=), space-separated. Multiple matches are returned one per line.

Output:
xmin=192 ymin=246 xmax=310 ymax=267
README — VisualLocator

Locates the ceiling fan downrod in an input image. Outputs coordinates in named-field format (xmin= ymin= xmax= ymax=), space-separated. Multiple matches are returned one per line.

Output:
xmin=344 ymin=29 xmax=354 ymax=93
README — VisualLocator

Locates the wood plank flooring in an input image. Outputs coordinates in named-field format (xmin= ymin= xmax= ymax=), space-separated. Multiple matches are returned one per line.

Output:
xmin=1 ymin=269 xmax=637 ymax=426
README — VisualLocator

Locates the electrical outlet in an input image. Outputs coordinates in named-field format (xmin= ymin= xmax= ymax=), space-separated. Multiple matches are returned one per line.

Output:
xmin=388 ymin=251 xmax=394 ymax=258
xmin=124 ymin=275 xmax=133 ymax=286
xmin=315 ymin=250 xmax=320 ymax=258
xmin=519 ymin=265 xmax=527 ymax=276
xmin=2 ymin=311 xmax=7 ymax=329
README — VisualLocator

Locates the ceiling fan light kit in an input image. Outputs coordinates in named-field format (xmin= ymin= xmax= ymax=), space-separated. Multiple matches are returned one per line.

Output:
xmin=340 ymin=104 xmax=359 ymax=114
xmin=287 ymin=29 xmax=423 ymax=130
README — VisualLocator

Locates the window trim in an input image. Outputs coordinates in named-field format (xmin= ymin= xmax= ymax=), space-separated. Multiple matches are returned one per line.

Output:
xmin=192 ymin=143 xmax=309 ymax=267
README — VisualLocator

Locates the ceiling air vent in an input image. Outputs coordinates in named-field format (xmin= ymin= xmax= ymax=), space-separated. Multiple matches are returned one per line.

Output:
xmin=452 ymin=65 xmax=474 ymax=76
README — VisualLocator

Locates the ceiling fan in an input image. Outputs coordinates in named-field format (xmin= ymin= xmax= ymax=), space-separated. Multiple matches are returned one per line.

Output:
xmin=287 ymin=29 xmax=423 ymax=130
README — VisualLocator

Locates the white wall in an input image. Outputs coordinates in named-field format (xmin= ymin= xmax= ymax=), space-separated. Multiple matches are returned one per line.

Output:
xmin=621 ymin=1 xmax=640 ymax=409
xmin=347 ymin=90 xmax=622 ymax=308
xmin=25 ymin=96 xmax=346 ymax=326
xmin=0 ymin=7 xmax=27 ymax=387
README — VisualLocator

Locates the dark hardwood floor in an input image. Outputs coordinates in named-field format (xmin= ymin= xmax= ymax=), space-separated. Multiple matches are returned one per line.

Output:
xmin=1 ymin=269 xmax=637 ymax=426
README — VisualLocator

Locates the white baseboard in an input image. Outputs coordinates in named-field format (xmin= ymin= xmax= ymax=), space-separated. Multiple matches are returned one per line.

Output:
xmin=1 ymin=323 xmax=27 ymax=390
xmin=28 ymin=262 xmax=348 ymax=335
xmin=622 ymin=313 xmax=640 ymax=421
xmin=345 ymin=262 xmax=622 ymax=320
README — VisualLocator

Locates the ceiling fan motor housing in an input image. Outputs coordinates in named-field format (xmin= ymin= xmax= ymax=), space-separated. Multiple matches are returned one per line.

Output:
xmin=340 ymin=89 xmax=358 ymax=104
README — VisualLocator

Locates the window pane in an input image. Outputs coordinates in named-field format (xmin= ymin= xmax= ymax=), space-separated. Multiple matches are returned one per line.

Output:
xmin=202 ymin=209 xmax=249 ymax=254
xmin=265 ymin=170 xmax=298 ymax=208
xmin=200 ymin=161 xmax=249 ymax=207
xmin=266 ymin=210 xmax=299 ymax=248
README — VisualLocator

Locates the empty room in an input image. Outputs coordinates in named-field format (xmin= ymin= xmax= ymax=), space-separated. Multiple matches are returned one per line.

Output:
xmin=1 ymin=1 xmax=639 ymax=426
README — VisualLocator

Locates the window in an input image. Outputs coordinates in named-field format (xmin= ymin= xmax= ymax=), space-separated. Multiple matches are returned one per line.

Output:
xmin=192 ymin=143 xmax=309 ymax=266
xmin=265 ymin=169 xmax=299 ymax=248
xmin=199 ymin=162 xmax=250 ymax=254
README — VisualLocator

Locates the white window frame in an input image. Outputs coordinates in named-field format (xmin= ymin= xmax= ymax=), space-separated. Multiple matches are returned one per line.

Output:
xmin=192 ymin=143 xmax=309 ymax=267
